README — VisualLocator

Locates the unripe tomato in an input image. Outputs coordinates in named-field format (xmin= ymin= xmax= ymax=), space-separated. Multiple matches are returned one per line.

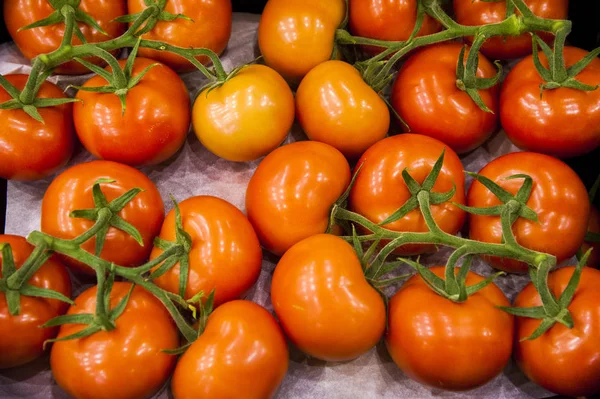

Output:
xmin=272 ymin=234 xmax=386 ymax=361
xmin=193 ymin=65 xmax=294 ymax=162
xmin=296 ymin=60 xmax=389 ymax=160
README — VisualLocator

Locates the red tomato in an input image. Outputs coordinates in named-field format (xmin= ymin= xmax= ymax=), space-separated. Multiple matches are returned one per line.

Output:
xmin=349 ymin=134 xmax=466 ymax=255
xmin=50 ymin=283 xmax=179 ymax=399
xmin=0 ymin=74 xmax=74 ymax=181
xmin=296 ymin=60 xmax=390 ymax=160
xmin=171 ymin=300 xmax=288 ymax=399
xmin=41 ymin=160 xmax=165 ymax=275
xmin=4 ymin=0 xmax=126 ymax=75
xmin=500 ymin=47 xmax=600 ymax=158
xmin=454 ymin=0 xmax=569 ymax=60
xmin=271 ymin=234 xmax=386 ymax=361
xmin=584 ymin=206 xmax=600 ymax=268
xmin=514 ymin=266 xmax=600 ymax=397
xmin=74 ymin=58 xmax=190 ymax=166
xmin=467 ymin=152 xmax=590 ymax=273
xmin=0 ymin=235 xmax=71 ymax=369
xmin=391 ymin=43 xmax=499 ymax=154
xmin=258 ymin=0 xmax=346 ymax=83
xmin=349 ymin=0 xmax=440 ymax=55
xmin=386 ymin=266 xmax=513 ymax=390
xmin=245 ymin=141 xmax=351 ymax=256
xmin=150 ymin=196 xmax=262 ymax=307
xmin=128 ymin=0 xmax=232 ymax=72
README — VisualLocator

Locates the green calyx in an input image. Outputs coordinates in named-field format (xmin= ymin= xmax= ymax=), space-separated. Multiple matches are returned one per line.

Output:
xmin=114 ymin=0 xmax=193 ymax=36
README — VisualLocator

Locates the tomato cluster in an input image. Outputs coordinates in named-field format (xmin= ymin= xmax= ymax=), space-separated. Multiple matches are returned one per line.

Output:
xmin=1 ymin=0 xmax=600 ymax=398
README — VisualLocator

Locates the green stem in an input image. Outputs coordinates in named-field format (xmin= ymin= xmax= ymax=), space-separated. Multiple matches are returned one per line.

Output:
xmin=71 ymin=208 xmax=113 ymax=246
xmin=5 ymin=243 xmax=50 ymax=290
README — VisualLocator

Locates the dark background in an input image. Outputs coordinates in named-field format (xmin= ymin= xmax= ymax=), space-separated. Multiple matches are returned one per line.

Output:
xmin=0 ymin=0 xmax=599 ymax=234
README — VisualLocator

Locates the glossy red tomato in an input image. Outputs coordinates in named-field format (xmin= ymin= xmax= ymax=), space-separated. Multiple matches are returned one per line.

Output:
xmin=349 ymin=134 xmax=466 ymax=255
xmin=272 ymin=234 xmax=386 ymax=361
xmin=150 ymin=196 xmax=262 ymax=307
xmin=0 ymin=74 xmax=74 ymax=181
xmin=245 ymin=141 xmax=351 ymax=256
xmin=51 ymin=283 xmax=179 ymax=399
xmin=583 ymin=206 xmax=600 ymax=268
xmin=296 ymin=60 xmax=390 ymax=160
xmin=258 ymin=0 xmax=346 ymax=83
xmin=128 ymin=0 xmax=232 ymax=72
xmin=454 ymin=0 xmax=569 ymax=60
xmin=74 ymin=58 xmax=190 ymax=166
xmin=386 ymin=266 xmax=513 ymax=390
xmin=467 ymin=152 xmax=590 ymax=273
xmin=171 ymin=300 xmax=289 ymax=399
xmin=500 ymin=47 xmax=600 ymax=158
xmin=514 ymin=266 xmax=600 ymax=397
xmin=391 ymin=43 xmax=499 ymax=154
xmin=4 ymin=0 xmax=126 ymax=74
xmin=349 ymin=0 xmax=440 ymax=55
xmin=0 ymin=235 xmax=71 ymax=369
xmin=41 ymin=160 xmax=165 ymax=275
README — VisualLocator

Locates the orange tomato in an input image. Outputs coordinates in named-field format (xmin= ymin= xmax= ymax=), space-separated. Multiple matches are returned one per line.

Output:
xmin=272 ymin=234 xmax=386 ymax=361
xmin=296 ymin=60 xmax=390 ymax=160
xmin=128 ymin=0 xmax=232 ymax=72
xmin=171 ymin=300 xmax=289 ymax=399
xmin=258 ymin=0 xmax=346 ymax=83
xmin=386 ymin=267 xmax=513 ymax=391
xmin=246 ymin=141 xmax=351 ymax=256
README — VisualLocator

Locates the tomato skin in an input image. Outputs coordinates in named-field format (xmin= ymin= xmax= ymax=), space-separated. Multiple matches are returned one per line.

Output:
xmin=272 ymin=234 xmax=385 ymax=361
xmin=0 ymin=235 xmax=71 ymax=369
xmin=74 ymin=58 xmax=190 ymax=166
xmin=296 ymin=60 xmax=390 ymax=160
xmin=349 ymin=134 xmax=466 ymax=255
xmin=41 ymin=160 xmax=165 ymax=275
xmin=583 ymin=206 xmax=600 ymax=269
xmin=454 ymin=0 xmax=568 ymax=60
xmin=467 ymin=152 xmax=590 ymax=273
xmin=150 ymin=196 xmax=262 ymax=307
xmin=500 ymin=47 xmax=600 ymax=158
xmin=0 ymin=75 xmax=74 ymax=181
xmin=246 ymin=141 xmax=351 ymax=256
xmin=192 ymin=65 xmax=294 ymax=162
xmin=391 ymin=43 xmax=499 ymax=154
xmin=349 ymin=0 xmax=440 ymax=56
xmin=258 ymin=0 xmax=345 ymax=83
xmin=4 ymin=0 xmax=126 ymax=75
xmin=128 ymin=0 xmax=232 ymax=72
xmin=50 ymin=283 xmax=179 ymax=399
xmin=386 ymin=266 xmax=513 ymax=391
xmin=514 ymin=266 xmax=600 ymax=397
xmin=171 ymin=300 xmax=288 ymax=399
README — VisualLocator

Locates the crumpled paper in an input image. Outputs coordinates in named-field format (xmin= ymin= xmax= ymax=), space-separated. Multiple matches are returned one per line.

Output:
xmin=0 ymin=12 xmax=555 ymax=399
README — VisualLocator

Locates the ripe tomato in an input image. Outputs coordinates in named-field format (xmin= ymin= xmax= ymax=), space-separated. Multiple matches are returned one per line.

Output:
xmin=391 ymin=43 xmax=499 ymax=154
xmin=296 ymin=60 xmax=389 ymax=160
xmin=0 ymin=235 xmax=71 ymax=369
xmin=0 ymin=74 xmax=74 ymax=181
xmin=349 ymin=0 xmax=440 ymax=55
xmin=150 ymin=196 xmax=262 ymax=307
xmin=258 ymin=0 xmax=346 ymax=83
xmin=467 ymin=152 xmax=590 ymax=273
xmin=583 ymin=206 xmax=600 ymax=268
xmin=454 ymin=0 xmax=568 ymax=60
xmin=500 ymin=47 xmax=600 ymax=158
xmin=171 ymin=300 xmax=288 ymax=399
xmin=41 ymin=160 xmax=165 ymax=275
xmin=514 ymin=266 xmax=600 ymax=397
xmin=74 ymin=57 xmax=190 ymax=166
xmin=246 ymin=141 xmax=351 ymax=256
xmin=349 ymin=134 xmax=466 ymax=255
xmin=192 ymin=65 xmax=294 ymax=162
xmin=4 ymin=0 xmax=126 ymax=75
xmin=128 ymin=0 xmax=232 ymax=72
xmin=272 ymin=234 xmax=385 ymax=361
xmin=51 ymin=283 xmax=179 ymax=399
xmin=386 ymin=266 xmax=513 ymax=390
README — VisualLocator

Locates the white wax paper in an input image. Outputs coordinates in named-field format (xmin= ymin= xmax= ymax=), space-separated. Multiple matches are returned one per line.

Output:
xmin=0 ymin=13 xmax=555 ymax=399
